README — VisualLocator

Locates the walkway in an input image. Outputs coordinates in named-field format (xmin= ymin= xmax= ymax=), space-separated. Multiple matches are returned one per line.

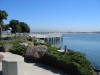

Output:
xmin=0 ymin=52 xmax=68 ymax=75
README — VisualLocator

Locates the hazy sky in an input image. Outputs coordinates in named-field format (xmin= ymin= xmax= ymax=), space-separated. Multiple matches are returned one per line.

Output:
xmin=1 ymin=0 xmax=100 ymax=32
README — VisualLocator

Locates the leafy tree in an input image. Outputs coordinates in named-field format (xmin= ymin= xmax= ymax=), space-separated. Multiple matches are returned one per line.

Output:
xmin=9 ymin=20 xmax=21 ymax=38
xmin=20 ymin=22 xmax=30 ymax=33
xmin=1 ymin=22 xmax=5 ymax=31
xmin=3 ymin=24 xmax=9 ymax=31
xmin=19 ymin=22 xmax=30 ymax=37
xmin=17 ymin=25 xmax=22 ymax=33
xmin=0 ymin=10 xmax=8 ymax=40
xmin=9 ymin=20 xmax=30 ymax=38
xmin=3 ymin=24 xmax=10 ymax=38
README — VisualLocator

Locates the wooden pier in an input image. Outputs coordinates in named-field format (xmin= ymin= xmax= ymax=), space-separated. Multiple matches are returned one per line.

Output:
xmin=28 ymin=33 xmax=63 ymax=48
xmin=29 ymin=33 xmax=62 ymax=39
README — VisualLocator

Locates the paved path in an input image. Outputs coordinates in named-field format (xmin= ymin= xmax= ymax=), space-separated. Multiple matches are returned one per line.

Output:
xmin=0 ymin=52 xmax=68 ymax=75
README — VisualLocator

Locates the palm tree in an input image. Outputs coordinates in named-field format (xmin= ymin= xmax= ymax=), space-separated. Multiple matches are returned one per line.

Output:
xmin=0 ymin=10 xmax=8 ymax=40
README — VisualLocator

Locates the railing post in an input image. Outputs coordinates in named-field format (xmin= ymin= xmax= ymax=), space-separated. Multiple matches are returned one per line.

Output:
xmin=64 ymin=45 xmax=67 ymax=54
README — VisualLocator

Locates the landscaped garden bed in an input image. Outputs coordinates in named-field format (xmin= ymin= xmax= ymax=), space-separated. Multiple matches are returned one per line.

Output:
xmin=0 ymin=39 xmax=94 ymax=75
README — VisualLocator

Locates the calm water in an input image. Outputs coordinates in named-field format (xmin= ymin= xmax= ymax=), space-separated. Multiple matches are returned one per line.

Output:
xmin=61 ymin=33 xmax=100 ymax=69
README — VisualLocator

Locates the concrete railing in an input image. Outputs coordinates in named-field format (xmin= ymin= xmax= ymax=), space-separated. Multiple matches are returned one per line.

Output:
xmin=2 ymin=53 xmax=24 ymax=75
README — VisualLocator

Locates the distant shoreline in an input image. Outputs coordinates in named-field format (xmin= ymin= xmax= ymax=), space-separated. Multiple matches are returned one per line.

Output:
xmin=31 ymin=32 xmax=100 ymax=34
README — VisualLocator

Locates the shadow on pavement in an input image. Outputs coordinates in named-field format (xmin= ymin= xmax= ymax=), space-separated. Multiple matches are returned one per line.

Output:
xmin=34 ymin=63 xmax=68 ymax=75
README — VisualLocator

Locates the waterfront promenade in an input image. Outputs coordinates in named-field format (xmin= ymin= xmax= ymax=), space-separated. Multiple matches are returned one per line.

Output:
xmin=0 ymin=52 xmax=67 ymax=75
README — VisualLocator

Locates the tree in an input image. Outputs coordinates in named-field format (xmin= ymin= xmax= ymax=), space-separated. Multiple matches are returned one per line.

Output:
xmin=9 ymin=20 xmax=30 ymax=38
xmin=0 ymin=10 xmax=8 ymax=40
xmin=1 ymin=21 xmax=5 ymax=31
xmin=3 ymin=24 xmax=10 ymax=38
xmin=9 ymin=20 xmax=21 ymax=38
xmin=3 ymin=24 xmax=9 ymax=31
xmin=20 ymin=22 xmax=30 ymax=33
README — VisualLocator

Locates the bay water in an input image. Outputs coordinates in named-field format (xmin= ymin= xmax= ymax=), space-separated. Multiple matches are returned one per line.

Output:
xmin=61 ymin=33 xmax=100 ymax=69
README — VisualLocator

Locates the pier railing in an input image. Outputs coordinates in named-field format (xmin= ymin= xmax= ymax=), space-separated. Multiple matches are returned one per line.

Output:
xmin=29 ymin=33 xmax=62 ymax=38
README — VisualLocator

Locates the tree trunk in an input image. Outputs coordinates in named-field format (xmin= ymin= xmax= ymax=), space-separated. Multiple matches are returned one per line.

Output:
xmin=7 ymin=30 xmax=8 ymax=39
xmin=0 ymin=20 xmax=2 ymax=40
xmin=15 ymin=32 xmax=16 ymax=40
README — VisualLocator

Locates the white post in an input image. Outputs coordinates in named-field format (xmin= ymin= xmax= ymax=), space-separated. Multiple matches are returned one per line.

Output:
xmin=64 ymin=45 xmax=68 ymax=54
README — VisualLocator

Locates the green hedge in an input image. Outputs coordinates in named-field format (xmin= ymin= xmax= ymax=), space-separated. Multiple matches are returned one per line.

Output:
xmin=0 ymin=40 xmax=25 ymax=45
xmin=41 ymin=46 xmax=94 ymax=75
xmin=34 ymin=42 xmax=51 ymax=47
xmin=10 ymin=44 xmax=28 ymax=55
xmin=4 ymin=40 xmax=94 ymax=75
xmin=25 ymin=36 xmax=32 ymax=41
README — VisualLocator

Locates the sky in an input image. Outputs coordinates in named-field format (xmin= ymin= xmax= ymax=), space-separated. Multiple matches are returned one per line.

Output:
xmin=0 ymin=0 xmax=100 ymax=32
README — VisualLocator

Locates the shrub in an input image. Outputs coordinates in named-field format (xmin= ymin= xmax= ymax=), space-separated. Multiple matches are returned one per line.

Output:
xmin=0 ymin=41 xmax=7 ymax=45
xmin=25 ymin=36 xmax=32 ymax=41
xmin=34 ymin=42 xmax=44 ymax=45
xmin=3 ymin=37 xmax=12 ymax=40
xmin=34 ymin=42 xmax=51 ymax=47
xmin=41 ymin=46 xmax=94 ymax=75
xmin=0 ymin=39 xmax=25 ymax=45
xmin=9 ymin=40 xmax=25 ymax=45
xmin=10 ymin=44 xmax=28 ymax=55
xmin=44 ymin=42 xmax=51 ymax=47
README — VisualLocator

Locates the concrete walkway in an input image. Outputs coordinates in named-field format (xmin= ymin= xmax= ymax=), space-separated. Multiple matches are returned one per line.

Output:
xmin=0 ymin=52 xmax=68 ymax=75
